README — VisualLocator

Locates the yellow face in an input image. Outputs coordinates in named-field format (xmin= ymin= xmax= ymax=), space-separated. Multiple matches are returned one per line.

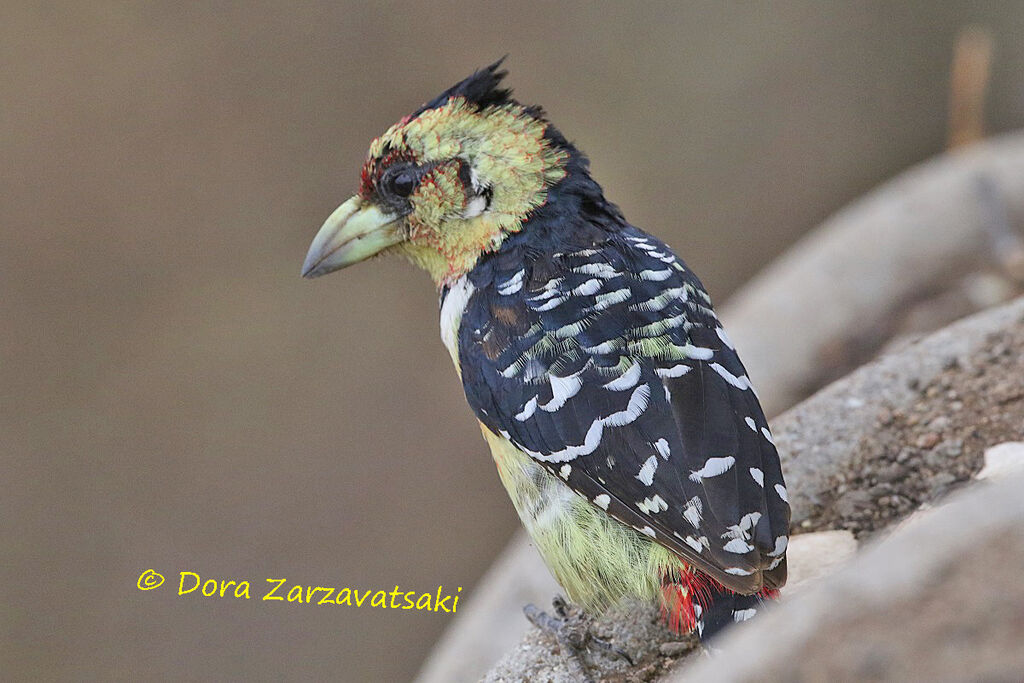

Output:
xmin=302 ymin=96 xmax=568 ymax=285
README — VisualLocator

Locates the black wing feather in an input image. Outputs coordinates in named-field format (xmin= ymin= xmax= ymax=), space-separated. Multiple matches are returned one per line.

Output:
xmin=457 ymin=226 xmax=790 ymax=593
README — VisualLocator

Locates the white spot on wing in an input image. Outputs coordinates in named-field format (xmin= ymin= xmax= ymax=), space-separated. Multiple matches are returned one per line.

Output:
xmin=723 ymin=538 xmax=754 ymax=554
xmin=571 ymin=278 xmax=602 ymax=296
xmin=603 ymin=362 xmax=642 ymax=391
xmin=639 ymin=526 xmax=657 ymax=538
xmin=524 ymin=419 xmax=605 ymax=463
xmin=573 ymin=262 xmax=620 ymax=279
xmin=761 ymin=426 xmax=775 ymax=445
xmin=630 ymin=287 xmax=686 ymax=313
xmin=683 ymin=496 xmax=703 ymax=527
xmin=750 ymin=467 xmax=764 ymax=486
xmin=540 ymin=374 xmax=583 ymax=412
xmin=591 ymin=287 xmax=631 ymax=311
xmin=724 ymin=567 xmax=753 ymax=576
xmin=723 ymin=512 xmax=762 ymax=540
xmin=683 ymin=536 xmax=705 ymax=553
xmin=602 ymin=384 xmax=651 ymax=427
xmin=636 ymin=455 xmax=658 ymax=486
xmin=497 ymin=269 xmax=525 ymax=295
xmin=559 ymin=464 xmax=572 ymax=480
xmin=527 ymin=279 xmax=563 ymax=301
xmin=654 ymin=438 xmax=671 ymax=460
xmin=744 ymin=416 xmax=757 ymax=431
xmin=769 ymin=535 xmax=788 ymax=557
xmin=593 ymin=494 xmax=610 ymax=510
xmin=534 ymin=295 xmax=569 ymax=312
xmin=514 ymin=396 xmax=538 ymax=421
xmin=716 ymin=327 xmax=735 ymax=349
xmin=774 ymin=484 xmax=789 ymax=503
xmin=656 ymin=363 xmax=692 ymax=378
xmin=689 ymin=456 xmax=736 ymax=482
xmin=582 ymin=340 xmax=622 ymax=355
xmin=638 ymin=268 xmax=672 ymax=281
xmin=709 ymin=362 xmax=752 ymax=390
xmin=733 ymin=608 xmax=757 ymax=622
xmin=682 ymin=344 xmax=715 ymax=360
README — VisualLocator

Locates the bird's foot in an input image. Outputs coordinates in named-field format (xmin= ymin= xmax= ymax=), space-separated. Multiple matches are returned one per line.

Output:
xmin=523 ymin=596 xmax=632 ymax=682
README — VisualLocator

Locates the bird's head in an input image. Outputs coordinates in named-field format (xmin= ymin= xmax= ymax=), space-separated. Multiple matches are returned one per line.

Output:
xmin=301 ymin=60 xmax=572 ymax=285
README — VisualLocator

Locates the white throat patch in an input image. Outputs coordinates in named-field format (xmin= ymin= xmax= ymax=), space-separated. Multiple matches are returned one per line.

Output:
xmin=439 ymin=275 xmax=475 ymax=369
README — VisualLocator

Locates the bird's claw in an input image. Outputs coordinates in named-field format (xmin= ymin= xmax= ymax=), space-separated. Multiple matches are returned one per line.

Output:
xmin=523 ymin=596 xmax=633 ymax=682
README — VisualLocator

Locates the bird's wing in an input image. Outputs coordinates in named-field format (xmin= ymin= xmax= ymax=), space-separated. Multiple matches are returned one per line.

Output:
xmin=457 ymin=227 xmax=789 ymax=593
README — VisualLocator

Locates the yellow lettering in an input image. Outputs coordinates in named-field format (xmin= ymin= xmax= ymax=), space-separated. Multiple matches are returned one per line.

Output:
xmin=415 ymin=593 xmax=432 ymax=610
xmin=220 ymin=580 xmax=237 ymax=597
xmin=178 ymin=572 xmax=201 ymax=595
xmin=370 ymin=591 xmax=387 ymax=608
xmin=354 ymin=589 xmax=371 ymax=607
xmin=317 ymin=588 xmax=335 ymax=605
xmin=402 ymin=591 xmax=415 ymax=609
xmin=287 ymin=585 xmax=304 ymax=603
xmin=202 ymin=579 xmax=218 ymax=597
xmin=452 ymin=586 xmax=462 ymax=612
xmin=235 ymin=581 xmax=251 ymax=599
xmin=336 ymin=588 xmax=352 ymax=606
xmin=263 ymin=578 xmax=286 ymax=601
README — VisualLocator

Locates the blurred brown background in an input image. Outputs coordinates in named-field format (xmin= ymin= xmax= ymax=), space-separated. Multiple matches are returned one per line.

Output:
xmin=3 ymin=2 xmax=1023 ymax=681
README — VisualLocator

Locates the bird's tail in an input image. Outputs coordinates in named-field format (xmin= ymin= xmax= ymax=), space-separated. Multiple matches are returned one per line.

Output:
xmin=660 ymin=569 xmax=778 ymax=641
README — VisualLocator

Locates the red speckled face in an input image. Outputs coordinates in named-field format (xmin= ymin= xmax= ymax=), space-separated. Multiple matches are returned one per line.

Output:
xmin=359 ymin=147 xmax=418 ymax=201
xmin=317 ymin=96 xmax=568 ymax=284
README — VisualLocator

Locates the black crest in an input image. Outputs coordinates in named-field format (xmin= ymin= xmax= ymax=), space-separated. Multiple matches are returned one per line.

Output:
xmin=412 ymin=58 xmax=513 ymax=116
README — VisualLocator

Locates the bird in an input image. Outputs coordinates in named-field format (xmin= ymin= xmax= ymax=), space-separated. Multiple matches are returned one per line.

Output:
xmin=302 ymin=59 xmax=790 ymax=674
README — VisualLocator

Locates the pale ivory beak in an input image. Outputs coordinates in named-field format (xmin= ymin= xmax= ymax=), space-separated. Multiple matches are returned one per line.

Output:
xmin=301 ymin=196 xmax=404 ymax=278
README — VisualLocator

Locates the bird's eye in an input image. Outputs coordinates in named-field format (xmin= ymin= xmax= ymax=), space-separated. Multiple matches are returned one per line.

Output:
xmin=387 ymin=170 xmax=416 ymax=197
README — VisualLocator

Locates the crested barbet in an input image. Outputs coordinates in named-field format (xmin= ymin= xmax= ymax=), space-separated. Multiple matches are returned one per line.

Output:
xmin=302 ymin=60 xmax=790 ymax=658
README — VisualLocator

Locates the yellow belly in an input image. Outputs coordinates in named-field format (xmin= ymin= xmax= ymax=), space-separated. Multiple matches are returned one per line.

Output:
xmin=480 ymin=425 xmax=687 ymax=613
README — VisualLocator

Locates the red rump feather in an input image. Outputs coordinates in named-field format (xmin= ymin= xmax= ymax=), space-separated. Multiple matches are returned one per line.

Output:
xmin=660 ymin=567 xmax=714 ymax=633
xmin=660 ymin=568 xmax=779 ymax=634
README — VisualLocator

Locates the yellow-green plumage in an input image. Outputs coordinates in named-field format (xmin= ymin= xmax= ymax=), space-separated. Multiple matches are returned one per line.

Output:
xmin=481 ymin=427 xmax=687 ymax=612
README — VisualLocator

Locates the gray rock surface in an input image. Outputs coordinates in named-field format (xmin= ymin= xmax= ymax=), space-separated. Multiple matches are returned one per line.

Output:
xmin=674 ymin=474 xmax=1024 ymax=682
xmin=723 ymin=132 xmax=1024 ymax=417
xmin=481 ymin=297 xmax=1024 ymax=682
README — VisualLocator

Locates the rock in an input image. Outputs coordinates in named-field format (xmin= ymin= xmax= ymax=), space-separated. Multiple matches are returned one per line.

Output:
xmin=673 ymin=475 xmax=1024 ymax=683
xmin=784 ymin=530 xmax=858 ymax=593
xmin=659 ymin=642 xmax=691 ymax=657
xmin=926 ymin=472 xmax=957 ymax=496
xmin=976 ymin=441 xmax=1024 ymax=481
xmin=834 ymin=490 xmax=872 ymax=518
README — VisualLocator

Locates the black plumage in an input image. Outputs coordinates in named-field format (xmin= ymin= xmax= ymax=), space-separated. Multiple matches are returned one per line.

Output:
xmin=451 ymin=150 xmax=789 ymax=595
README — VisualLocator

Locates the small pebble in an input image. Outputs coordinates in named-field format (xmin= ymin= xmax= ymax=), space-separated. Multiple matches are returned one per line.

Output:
xmin=976 ymin=442 xmax=1024 ymax=481
xmin=928 ymin=472 xmax=957 ymax=494
xmin=659 ymin=642 xmax=691 ymax=657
